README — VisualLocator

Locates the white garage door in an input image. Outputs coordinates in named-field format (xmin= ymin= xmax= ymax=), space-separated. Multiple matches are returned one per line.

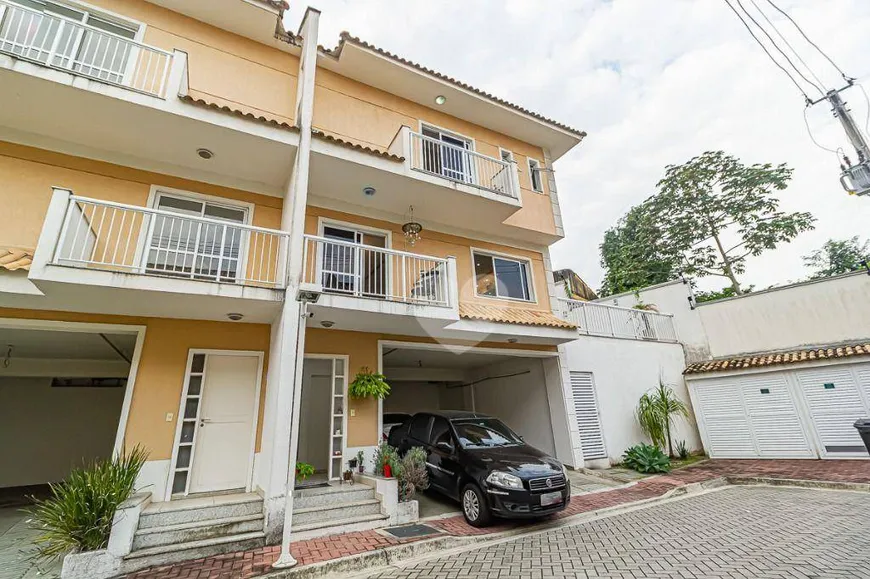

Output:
xmin=692 ymin=373 xmax=814 ymax=459
xmin=794 ymin=365 xmax=870 ymax=457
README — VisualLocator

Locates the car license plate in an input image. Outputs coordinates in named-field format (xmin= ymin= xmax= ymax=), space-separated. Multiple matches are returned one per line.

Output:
xmin=540 ymin=491 xmax=562 ymax=506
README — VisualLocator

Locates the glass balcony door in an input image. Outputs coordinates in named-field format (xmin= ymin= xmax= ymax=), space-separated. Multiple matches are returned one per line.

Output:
xmin=421 ymin=125 xmax=473 ymax=183
xmin=320 ymin=225 xmax=388 ymax=298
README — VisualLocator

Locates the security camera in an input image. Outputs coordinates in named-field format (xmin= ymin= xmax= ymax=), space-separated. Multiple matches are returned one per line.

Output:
xmin=303 ymin=311 xmax=315 ymax=318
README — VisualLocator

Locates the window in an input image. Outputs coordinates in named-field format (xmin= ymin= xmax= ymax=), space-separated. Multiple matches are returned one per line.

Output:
xmin=409 ymin=414 xmax=432 ymax=443
xmin=528 ymin=158 xmax=544 ymax=193
xmin=0 ymin=0 xmax=139 ymax=84
xmin=500 ymin=149 xmax=514 ymax=163
xmin=473 ymin=251 xmax=534 ymax=301
xmin=452 ymin=418 xmax=523 ymax=449
xmin=146 ymin=193 xmax=248 ymax=283
xmin=320 ymin=224 xmax=388 ymax=297
xmin=429 ymin=417 xmax=452 ymax=447
xmin=420 ymin=125 xmax=473 ymax=183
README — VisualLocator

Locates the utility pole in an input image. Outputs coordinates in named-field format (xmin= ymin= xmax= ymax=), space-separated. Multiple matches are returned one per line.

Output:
xmin=814 ymin=85 xmax=870 ymax=196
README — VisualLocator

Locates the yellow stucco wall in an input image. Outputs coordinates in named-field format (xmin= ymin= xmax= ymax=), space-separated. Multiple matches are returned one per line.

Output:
xmin=0 ymin=308 xmax=271 ymax=461
xmin=312 ymin=68 xmax=556 ymax=236
xmin=0 ymin=142 xmax=282 ymax=253
xmin=305 ymin=206 xmax=553 ymax=312
xmin=80 ymin=0 xmax=299 ymax=124
xmin=305 ymin=328 xmax=556 ymax=447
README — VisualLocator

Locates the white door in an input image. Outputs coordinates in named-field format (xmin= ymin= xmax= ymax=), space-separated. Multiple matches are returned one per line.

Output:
xmin=189 ymin=354 xmax=260 ymax=494
xmin=794 ymin=364 xmax=870 ymax=457
xmin=569 ymin=372 xmax=607 ymax=460
xmin=692 ymin=373 xmax=814 ymax=458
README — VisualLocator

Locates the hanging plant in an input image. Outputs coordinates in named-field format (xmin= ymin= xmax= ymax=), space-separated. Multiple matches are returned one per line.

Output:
xmin=349 ymin=367 xmax=391 ymax=399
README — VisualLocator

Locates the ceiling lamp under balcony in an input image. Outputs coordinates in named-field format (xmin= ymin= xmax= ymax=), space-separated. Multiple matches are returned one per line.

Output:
xmin=402 ymin=205 xmax=423 ymax=246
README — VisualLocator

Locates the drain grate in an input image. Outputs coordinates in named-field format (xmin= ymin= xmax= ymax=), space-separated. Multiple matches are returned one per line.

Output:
xmin=381 ymin=523 xmax=441 ymax=539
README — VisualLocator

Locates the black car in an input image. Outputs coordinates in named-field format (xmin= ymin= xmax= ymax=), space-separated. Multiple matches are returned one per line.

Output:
xmin=389 ymin=411 xmax=569 ymax=526
xmin=382 ymin=412 xmax=412 ymax=442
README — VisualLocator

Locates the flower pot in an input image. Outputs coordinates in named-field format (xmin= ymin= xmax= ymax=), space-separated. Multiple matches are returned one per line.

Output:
xmin=358 ymin=465 xmax=364 ymax=473
xmin=383 ymin=464 xmax=392 ymax=478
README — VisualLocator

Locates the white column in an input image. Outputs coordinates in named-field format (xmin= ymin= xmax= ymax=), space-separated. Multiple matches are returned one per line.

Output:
xmin=269 ymin=7 xmax=320 ymax=568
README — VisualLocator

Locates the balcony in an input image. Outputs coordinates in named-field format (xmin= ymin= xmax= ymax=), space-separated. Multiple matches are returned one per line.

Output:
xmin=556 ymin=298 xmax=678 ymax=343
xmin=0 ymin=1 xmax=173 ymax=98
xmin=300 ymin=234 xmax=459 ymax=333
xmin=24 ymin=189 xmax=289 ymax=322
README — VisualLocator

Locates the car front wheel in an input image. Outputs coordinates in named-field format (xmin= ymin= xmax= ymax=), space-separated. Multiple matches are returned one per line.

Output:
xmin=461 ymin=483 xmax=492 ymax=527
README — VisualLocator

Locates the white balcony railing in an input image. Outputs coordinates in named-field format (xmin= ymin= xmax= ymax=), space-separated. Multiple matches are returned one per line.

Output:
xmin=556 ymin=298 xmax=678 ymax=342
xmin=302 ymin=234 xmax=451 ymax=307
xmin=408 ymin=131 xmax=518 ymax=199
xmin=53 ymin=196 xmax=290 ymax=288
xmin=0 ymin=1 xmax=172 ymax=97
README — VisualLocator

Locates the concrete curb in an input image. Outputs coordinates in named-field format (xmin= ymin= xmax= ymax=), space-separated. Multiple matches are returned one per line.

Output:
xmin=726 ymin=476 xmax=870 ymax=493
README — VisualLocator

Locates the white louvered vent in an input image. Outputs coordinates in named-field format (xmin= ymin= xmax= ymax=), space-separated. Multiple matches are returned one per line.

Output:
xmin=795 ymin=367 xmax=869 ymax=455
xmin=739 ymin=373 xmax=814 ymax=458
xmin=570 ymin=371 xmax=607 ymax=460
xmin=692 ymin=379 xmax=756 ymax=458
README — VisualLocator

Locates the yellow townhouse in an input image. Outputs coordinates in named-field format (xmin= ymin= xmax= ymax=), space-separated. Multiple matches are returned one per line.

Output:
xmin=0 ymin=0 xmax=586 ymax=573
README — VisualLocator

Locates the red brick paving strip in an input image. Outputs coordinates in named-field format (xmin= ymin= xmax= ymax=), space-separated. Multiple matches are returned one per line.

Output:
xmin=124 ymin=459 xmax=870 ymax=578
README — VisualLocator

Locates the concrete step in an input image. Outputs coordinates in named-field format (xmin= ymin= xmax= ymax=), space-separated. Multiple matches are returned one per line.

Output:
xmin=132 ymin=514 xmax=264 ymax=550
xmin=122 ymin=532 xmax=265 ymax=575
xmin=139 ymin=495 xmax=262 ymax=529
xmin=294 ymin=485 xmax=375 ymax=509
xmin=290 ymin=512 xmax=390 ymax=541
xmin=292 ymin=499 xmax=382 ymax=526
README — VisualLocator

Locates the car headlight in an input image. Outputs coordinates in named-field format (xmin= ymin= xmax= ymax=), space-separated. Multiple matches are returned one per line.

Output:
xmin=486 ymin=470 xmax=523 ymax=490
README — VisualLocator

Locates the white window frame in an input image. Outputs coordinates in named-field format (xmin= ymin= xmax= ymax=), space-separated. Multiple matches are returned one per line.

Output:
xmin=418 ymin=121 xmax=476 ymax=184
xmin=527 ymin=158 xmax=544 ymax=193
xmin=138 ymin=186 xmax=255 ymax=284
xmin=470 ymin=247 xmax=537 ymax=303
xmin=316 ymin=217 xmax=393 ymax=298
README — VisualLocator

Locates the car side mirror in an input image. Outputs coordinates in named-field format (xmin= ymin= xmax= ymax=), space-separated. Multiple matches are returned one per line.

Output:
xmin=436 ymin=441 xmax=454 ymax=453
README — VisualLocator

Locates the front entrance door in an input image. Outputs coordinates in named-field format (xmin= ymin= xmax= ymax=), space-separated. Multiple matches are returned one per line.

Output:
xmin=171 ymin=352 xmax=261 ymax=496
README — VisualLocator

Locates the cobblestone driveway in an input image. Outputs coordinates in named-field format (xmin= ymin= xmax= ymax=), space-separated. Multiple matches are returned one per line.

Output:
xmin=368 ymin=486 xmax=870 ymax=578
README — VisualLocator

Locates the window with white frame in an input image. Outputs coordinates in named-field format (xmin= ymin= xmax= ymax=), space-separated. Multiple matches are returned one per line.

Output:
xmin=0 ymin=0 xmax=140 ymax=84
xmin=420 ymin=124 xmax=473 ymax=183
xmin=473 ymin=251 xmax=534 ymax=301
xmin=528 ymin=158 xmax=544 ymax=193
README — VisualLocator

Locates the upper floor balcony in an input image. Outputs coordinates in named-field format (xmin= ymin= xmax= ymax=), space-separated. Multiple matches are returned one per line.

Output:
xmin=555 ymin=298 xmax=678 ymax=343
xmin=26 ymin=188 xmax=288 ymax=322
xmin=0 ymin=0 xmax=173 ymax=98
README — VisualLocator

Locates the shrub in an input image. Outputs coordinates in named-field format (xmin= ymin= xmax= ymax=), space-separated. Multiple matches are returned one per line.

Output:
xmin=295 ymin=462 xmax=315 ymax=482
xmin=636 ymin=380 xmax=689 ymax=457
xmin=676 ymin=439 xmax=690 ymax=460
xmin=28 ymin=446 xmax=148 ymax=562
xmin=349 ymin=367 xmax=391 ymax=399
xmin=622 ymin=443 xmax=671 ymax=474
xmin=398 ymin=446 xmax=429 ymax=502
xmin=373 ymin=442 xmax=400 ymax=476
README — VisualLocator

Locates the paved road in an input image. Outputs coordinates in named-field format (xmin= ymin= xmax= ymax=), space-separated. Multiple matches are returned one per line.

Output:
xmin=0 ymin=507 xmax=61 ymax=579
xmin=368 ymin=486 xmax=870 ymax=578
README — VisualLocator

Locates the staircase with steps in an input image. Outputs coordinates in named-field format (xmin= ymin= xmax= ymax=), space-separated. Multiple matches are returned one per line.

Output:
xmin=291 ymin=483 xmax=390 ymax=541
xmin=121 ymin=493 xmax=266 ymax=574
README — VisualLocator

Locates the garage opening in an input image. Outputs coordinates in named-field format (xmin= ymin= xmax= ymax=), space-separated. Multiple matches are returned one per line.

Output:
xmin=381 ymin=344 xmax=558 ymax=457
xmin=0 ymin=324 xmax=138 ymax=505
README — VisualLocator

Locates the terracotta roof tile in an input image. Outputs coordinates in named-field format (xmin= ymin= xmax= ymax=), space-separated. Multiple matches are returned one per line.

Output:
xmin=0 ymin=248 xmax=33 ymax=271
xmin=311 ymin=129 xmax=404 ymax=162
xmin=179 ymin=94 xmax=298 ymax=131
xmin=321 ymin=33 xmax=586 ymax=140
xmin=459 ymin=303 xmax=576 ymax=330
xmin=684 ymin=342 xmax=870 ymax=375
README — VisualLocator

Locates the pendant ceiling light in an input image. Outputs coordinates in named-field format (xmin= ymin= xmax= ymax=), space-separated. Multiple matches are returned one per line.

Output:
xmin=402 ymin=205 xmax=423 ymax=246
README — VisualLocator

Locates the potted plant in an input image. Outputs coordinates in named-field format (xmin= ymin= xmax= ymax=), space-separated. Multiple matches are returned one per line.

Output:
xmin=349 ymin=367 xmax=391 ymax=399
xmin=373 ymin=442 xmax=399 ymax=478
xmin=342 ymin=469 xmax=354 ymax=484
xmin=295 ymin=462 xmax=315 ymax=483
xmin=348 ymin=457 xmax=358 ymax=470
xmin=356 ymin=450 xmax=366 ymax=473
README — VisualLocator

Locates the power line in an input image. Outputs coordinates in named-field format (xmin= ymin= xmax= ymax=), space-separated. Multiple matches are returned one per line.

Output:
xmin=748 ymin=0 xmax=827 ymax=94
xmin=733 ymin=0 xmax=825 ymax=97
xmin=764 ymin=0 xmax=851 ymax=81
xmin=722 ymin=0 xmax=808 ymax=100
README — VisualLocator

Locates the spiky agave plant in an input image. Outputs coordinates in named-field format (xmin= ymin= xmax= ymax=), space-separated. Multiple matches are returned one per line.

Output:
xmin=28 ymin=446 xmax=148 ymax=562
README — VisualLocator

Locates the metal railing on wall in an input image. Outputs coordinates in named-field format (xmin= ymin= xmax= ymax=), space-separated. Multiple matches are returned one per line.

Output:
xmin=556 ymin=298 xmax=678 ymax=342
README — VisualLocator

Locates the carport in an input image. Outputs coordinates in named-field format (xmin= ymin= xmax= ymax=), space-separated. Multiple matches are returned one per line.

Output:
xmin=0 ymin=320 xmax=143 ymax=498
xmin=379 ymin=341 xmax=568 ymax=459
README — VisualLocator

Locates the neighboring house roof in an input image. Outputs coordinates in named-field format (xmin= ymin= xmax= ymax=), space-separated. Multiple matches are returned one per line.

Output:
xmin=684 ymin=342 xmax=870 ymax=375
xmin=320 ymin=33 xmax=587 ymax=140
xmin=458 ymin=303 xmax=576 ymax=329
xmin=0 ymin=248 xmax=33 ymax=271
xmin=553 ymin=268 xmax=598 ymax=301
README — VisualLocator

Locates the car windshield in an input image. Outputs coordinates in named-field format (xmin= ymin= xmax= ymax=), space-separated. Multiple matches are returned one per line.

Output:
xmin=452 ymin=418 xmax=523 ymax=449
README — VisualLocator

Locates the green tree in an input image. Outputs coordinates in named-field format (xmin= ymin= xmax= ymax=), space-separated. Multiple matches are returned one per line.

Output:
xmin=693 ymin=285 xmax=754 ymax=303
xmin=802 ymin=236 xmax=869 ymax=278
xmin=599 ymin=201 xmax=679 ymax=296
xmin=652 ymin=151 xmax=815 ymax=295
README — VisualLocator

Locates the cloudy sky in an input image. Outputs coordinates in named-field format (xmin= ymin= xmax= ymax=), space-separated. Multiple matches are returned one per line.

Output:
xmin=287 ymin=0 xmax=870 ymax=292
